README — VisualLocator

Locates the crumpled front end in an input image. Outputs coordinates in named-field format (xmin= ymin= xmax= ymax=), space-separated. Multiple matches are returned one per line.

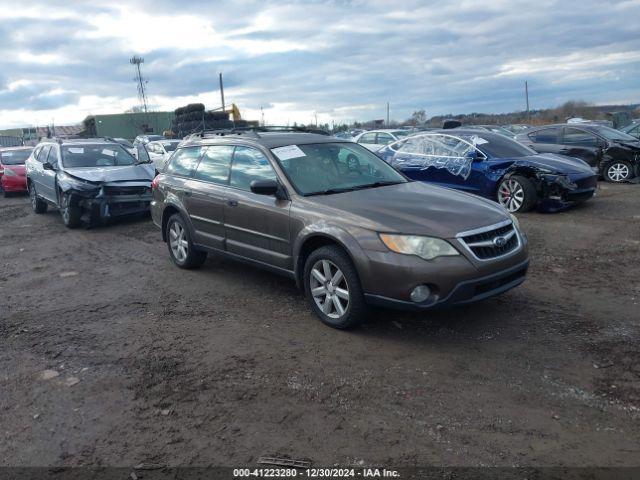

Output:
xmin=537 ymin=171 xmax=597 ymax=212
xmin=60 ymin=179 xmax=152 ymax=224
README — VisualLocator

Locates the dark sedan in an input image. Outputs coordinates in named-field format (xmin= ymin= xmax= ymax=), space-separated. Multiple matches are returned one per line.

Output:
xmin=377 ymin=130 xmax=597 ymax=213
xmin=515 ymin=124 xmax=640 ymax=183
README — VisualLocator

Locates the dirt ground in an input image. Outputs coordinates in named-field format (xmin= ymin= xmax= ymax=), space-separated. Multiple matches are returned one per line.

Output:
xmin=1 ymin=183 xmax=639 ymax=469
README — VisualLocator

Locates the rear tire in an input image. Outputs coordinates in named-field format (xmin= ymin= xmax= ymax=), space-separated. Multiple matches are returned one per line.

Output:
xmin=29 ymin=182 xmax=48 ymax=214
xmin=303 ymin=245 xmax=367 ymax=329
xmin=165 ymin=213 xmax=207 ymax=269
xmin=604 ymin=160 xmax=634 ymax=183
xmin=496 ymin=175 xmax=537 ymax=212
xmin=59 ymin=192 xmax=81 ymax=229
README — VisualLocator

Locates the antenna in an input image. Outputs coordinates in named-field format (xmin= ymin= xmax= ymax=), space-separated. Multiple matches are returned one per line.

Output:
xmin=130 ymin=56 xmax=148 ymax=113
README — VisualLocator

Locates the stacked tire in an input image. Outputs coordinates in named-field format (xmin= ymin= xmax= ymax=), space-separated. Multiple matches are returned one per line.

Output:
xmin=172 ymin=104 xmax=249 ymax=137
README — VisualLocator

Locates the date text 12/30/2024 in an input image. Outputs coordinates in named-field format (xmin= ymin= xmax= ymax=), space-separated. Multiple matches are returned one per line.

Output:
xmin=233 ymin=468 xmax=401 ymax=478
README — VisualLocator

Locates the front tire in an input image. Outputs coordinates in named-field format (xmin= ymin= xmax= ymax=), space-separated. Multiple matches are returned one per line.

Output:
xmin=29 ymin=182 xmax=48 ymax=214
xmin=303 ymin=245 xmax=367 ymax=329
xmin=165 ymin=213 xmax=207 ymax=269
xmin=59 ymin=192 xmax=81 ymax=228
xmin=604 ymin=160 xmax=633 ymax=183
xmin=497 ymin=175 xmax=537 ymax=212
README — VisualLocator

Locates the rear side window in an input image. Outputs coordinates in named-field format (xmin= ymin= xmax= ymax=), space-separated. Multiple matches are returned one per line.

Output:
xmin=528 ymin=127 xmax=559 ymax=143
xmin=166 ymin=147 xmax=202 ymax=177
xmin=377 ymin=133 xmax=394 ymax=145
xmin=358 ymin=133 xmax=376 ymax=143
xmin=194 ymin=145 xmax=234 ymax=184
xmin=230 ymin=146 xmax=276 ymax=191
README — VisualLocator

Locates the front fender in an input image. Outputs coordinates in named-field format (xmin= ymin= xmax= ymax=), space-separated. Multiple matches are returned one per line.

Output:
xmin=293 ymin=222 xmax=374 ymax=289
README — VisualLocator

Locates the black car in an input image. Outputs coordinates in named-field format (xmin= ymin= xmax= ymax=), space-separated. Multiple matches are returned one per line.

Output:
xmin=516 ymin=124 xmax=640 ymax=183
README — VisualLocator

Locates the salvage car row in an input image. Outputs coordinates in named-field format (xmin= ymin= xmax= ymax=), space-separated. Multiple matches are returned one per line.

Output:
xmin=0 ymin=121 xmax=638 ymax=329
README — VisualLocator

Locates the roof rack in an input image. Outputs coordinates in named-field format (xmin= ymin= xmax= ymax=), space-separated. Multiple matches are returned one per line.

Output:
xmin=185 ymin=126 xmax=330 ymax=141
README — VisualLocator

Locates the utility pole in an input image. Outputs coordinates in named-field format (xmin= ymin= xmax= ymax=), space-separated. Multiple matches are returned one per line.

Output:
xmin=219 ymin=72 xmax=226 ymax=111
xmin=386 ymin=102 xmax=390 ymax=127
xmin=261 ymin=105 xmax=265 ymax=126
xmin=314 ymin=112 xmax=318 ymax=127
xmin=525 ymin=81 xmax=530 ymax=119
xmin=130 ymin=56 xmax=148 ymax=113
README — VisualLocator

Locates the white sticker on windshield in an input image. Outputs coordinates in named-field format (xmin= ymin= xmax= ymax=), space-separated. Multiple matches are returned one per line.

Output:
xmin=471 ymin=135 xmax=488 ymax=145
xmin=271 ymin=145 xmax=306 ymax=160
xmin=68 ymin=148 xmax=84 ymax=154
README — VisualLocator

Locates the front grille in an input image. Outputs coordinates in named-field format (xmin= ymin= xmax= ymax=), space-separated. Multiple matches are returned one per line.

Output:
xmin=459 ymin=222 xmax=519 ymax=260
xmin=104 ymin=185 xmax=150 ymax=196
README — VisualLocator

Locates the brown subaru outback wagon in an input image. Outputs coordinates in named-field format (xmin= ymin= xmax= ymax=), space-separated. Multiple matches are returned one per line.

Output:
xmin=148 ymin=130 xmax=529 ymax=329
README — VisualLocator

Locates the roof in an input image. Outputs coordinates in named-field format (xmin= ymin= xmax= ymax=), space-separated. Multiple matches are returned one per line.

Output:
xmin=183 ymin=132 xmax=346 ymax=149
xmin=39 ymin=137 xmax=125 ymax=146
xmin=0 ymin=145 xmax=33 ymax=151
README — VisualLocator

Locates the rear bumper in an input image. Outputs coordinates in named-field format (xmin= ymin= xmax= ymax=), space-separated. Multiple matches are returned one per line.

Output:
xmin=1 ymin=175 xmax=27 ymax=192
xmin=364 ymin=259 xmax=529 ymax=311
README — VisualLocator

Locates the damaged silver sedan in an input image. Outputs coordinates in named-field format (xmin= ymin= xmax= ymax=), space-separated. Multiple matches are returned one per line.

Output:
xmin=25 ymin=138 xmax=155 ymax=228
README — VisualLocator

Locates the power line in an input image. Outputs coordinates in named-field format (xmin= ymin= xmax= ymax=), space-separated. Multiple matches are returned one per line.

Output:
xmin=130 ymin=56 xmax=148 ymax=113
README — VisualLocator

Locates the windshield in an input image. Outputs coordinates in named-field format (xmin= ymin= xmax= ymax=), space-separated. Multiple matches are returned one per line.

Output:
xmin=162 ymin=141 xmax=180 ymax=152
xmin=473 ymin=133 xmax=537 ymax=157
xmin=271 ymin=142 xmax=406 ymax=195
xmin=61 ymin=144 xmax=136 ymax=168
xmin=595 ymin=126 xmax=637 ymax=142
xmin=0 ymin=149 xmax=32 ymax=165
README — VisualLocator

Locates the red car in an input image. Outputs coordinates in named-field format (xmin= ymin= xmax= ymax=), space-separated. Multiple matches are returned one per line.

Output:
xmin=0 ymin=147 xmax=33 ymax=196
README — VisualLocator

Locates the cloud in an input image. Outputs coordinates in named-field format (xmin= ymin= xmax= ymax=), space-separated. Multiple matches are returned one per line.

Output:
xmin=0 ymin=0 xmax=638 ymax=128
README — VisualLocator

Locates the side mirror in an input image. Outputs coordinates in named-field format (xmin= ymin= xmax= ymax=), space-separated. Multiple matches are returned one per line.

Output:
xmin=250 ymin=179 xmax=279 ymax=196
xmin=136 ymin=144 xmax=151 ymax=164
xmin=43 ymin=161 xmax=55 ymax=171
xmin=466 ymin=150 xmax=480 ymax=161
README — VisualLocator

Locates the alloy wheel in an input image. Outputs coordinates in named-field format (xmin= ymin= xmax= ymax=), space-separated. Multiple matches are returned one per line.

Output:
xmin=498 ymin=178 xmax=525 ymax=212
xmin=310 ymin=259 xmax=350 ymax=319
xmin=607 ymin=163 xmax=630 ymax=182
xmin=169 ymin=221 xmax=188 ymax=262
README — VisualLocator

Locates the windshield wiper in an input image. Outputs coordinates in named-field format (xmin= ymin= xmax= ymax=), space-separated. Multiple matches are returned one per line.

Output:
xmin=306 ymin=187 xmax=355 ymax=196
xmin=349 ymin=180 xmax=404 ymax=190
xmin=305 ymin=181 xmax=403 ymax=196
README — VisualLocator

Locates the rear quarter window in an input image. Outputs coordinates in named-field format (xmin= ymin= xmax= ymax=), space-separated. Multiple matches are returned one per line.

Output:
xmin=165 ymin=146 xmax=202 ymax=177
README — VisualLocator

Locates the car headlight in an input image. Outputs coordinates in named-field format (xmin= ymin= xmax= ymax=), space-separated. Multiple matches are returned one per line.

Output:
xmin=379 ymin=234 xmax=460 ymax=260
xmin=509 ymin=213 xmax=520 ymax=231
xmin=57 ymin=172 xmax=98 ymax=190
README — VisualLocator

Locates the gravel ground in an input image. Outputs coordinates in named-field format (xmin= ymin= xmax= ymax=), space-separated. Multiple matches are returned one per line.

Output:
xmin=1 ymin=184 xmax=639 ymax=468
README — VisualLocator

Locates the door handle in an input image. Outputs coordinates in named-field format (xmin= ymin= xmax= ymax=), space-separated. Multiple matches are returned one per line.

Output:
xmin=226 ymin=199 xmax=238 ymax=207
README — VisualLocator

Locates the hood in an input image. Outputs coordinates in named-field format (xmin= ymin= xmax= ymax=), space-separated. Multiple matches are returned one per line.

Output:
xmin=63 ymin=164 xmax=155 ymax=183
xmin=513 ymin=153 xmax=593 ymax=174
xmin=305 ymin=181 xmax=510 ymax=238
xmin=611 ymin=139 xmax=640 ymax=150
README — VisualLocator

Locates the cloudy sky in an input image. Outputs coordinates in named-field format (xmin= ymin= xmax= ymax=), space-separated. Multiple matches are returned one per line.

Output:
xmin=0 ymin=0 xmax=639 ymax=128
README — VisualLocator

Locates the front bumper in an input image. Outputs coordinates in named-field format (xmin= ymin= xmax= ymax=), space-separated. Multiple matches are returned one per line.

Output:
xmin=538 ymin=172 xmax=597 ymax=212
xmin=68 ymin=185 xmax=152 ymax=222
xmin=358 ymin=233 xmax=529 ymax=311
xmin=365 ymin=258 xmax=529 ymax=311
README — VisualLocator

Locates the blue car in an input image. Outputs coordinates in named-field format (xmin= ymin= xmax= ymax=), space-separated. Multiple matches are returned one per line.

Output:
xmin=377 ymin=130 xmax=597 ymax=213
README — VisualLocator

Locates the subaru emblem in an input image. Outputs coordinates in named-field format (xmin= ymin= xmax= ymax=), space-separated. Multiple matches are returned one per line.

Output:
xmin=493 ymin=236 xmax=507 ymax=247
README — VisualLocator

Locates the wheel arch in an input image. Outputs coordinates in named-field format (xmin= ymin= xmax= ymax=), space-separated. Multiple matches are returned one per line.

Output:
xmin=294 ymin=232 xmax=363 ymax=291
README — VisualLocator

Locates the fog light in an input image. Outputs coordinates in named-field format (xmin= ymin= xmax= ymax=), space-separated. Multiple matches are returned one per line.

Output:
xmin=410 ymin=285 xmax=431 ymax=303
